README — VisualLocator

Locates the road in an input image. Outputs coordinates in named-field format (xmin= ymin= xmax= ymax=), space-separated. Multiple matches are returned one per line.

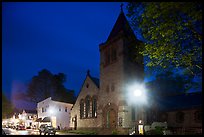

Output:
xmin=2 ymin=128 xmax=80 ymax=135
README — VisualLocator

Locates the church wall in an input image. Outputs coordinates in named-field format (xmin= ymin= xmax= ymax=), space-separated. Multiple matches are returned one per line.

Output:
xmin=70 ymin=76 xmax=100 ymax=129
xmin=166 ymin=109 xmax=202 ymax=128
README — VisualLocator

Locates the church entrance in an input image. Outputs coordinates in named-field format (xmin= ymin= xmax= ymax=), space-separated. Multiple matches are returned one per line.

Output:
xmin=106 ymin=109 xmax=116 ymax=128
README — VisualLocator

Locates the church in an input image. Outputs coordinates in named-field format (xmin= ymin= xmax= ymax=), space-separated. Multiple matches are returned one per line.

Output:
xmin=69 ymin=6 xmax=202 ymax=135
xmin=70 ymin=7 xmax=146 ymax=134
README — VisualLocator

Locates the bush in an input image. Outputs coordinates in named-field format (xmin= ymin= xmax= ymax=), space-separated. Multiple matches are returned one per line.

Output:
xmin=145 ymin=127 xmax=164 ymax=135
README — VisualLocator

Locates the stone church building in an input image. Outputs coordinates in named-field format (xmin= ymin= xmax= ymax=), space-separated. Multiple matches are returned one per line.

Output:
xmin=69 ymin=7 xmax=202 ymax=135
xmin=70 ymin=8 xmax=145 ymax=134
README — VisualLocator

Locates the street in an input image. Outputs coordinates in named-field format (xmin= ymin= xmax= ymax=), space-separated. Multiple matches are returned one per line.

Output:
xmin=3 ymin=128 xmax=40 ymax=135
xmin=2 ymin=128 xmax=79 ymax=135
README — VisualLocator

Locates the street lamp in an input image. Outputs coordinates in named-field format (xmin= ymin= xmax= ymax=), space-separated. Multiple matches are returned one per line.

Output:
xmin=126 ymin=82 xmax=147 ymax=135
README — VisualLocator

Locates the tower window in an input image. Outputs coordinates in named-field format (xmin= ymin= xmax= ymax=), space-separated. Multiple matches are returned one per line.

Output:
xmin=111 ymin=83 xmax=115 ymax=92
xmin=105 ymin=50 xmax=110 ymax=65
xmin=106 ymin=85 xmax=109 ymax=93
xmin=111 ymin=47 xmax=117 ymax=62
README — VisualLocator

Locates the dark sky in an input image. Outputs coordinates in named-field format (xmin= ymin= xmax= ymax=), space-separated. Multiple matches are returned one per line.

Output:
xmin=3 ymin=2 xmax=140 ymax=109
xmin=2 ymin=2 xmax=201 ymax=110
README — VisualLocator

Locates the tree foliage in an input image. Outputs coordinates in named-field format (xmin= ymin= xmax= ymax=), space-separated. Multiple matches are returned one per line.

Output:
xmin=2 ymin=92 xmax=14 ymax=119
xmin=24 ymin=69 xmax=76 ymax=104
xmin=146 ymin=71 xmax=199 ymax=96
xmin=126 ymin=2 xmax=202 ymax=77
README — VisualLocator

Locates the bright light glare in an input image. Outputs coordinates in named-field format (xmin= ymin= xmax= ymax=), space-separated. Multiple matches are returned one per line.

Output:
xmin=48 ymin=107 xmax=55 ymax=115
xmin=126 ymin=82 xmax=147 ymax=105
xmin=133 ymin=89 xmax=142 ymax=97
xmin=48 ymin=108 xmax=54 ymax=115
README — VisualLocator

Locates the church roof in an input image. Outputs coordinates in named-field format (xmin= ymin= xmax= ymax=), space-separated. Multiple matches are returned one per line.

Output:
xmin=156 ymin=92 xmax=202 ymax=111
xmin=106 ymin=10 xmax=135 ymax=42
xmin=90 ymin=76 xmax=100 ymax=88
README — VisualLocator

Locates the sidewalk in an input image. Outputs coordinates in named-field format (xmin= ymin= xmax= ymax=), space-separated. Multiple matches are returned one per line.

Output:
xmin=56 ymin=131 xmax=81 ymax=135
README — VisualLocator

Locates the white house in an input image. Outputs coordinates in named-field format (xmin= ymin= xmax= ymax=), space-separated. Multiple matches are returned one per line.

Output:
xmin=37 ymin=97 xmax=73 ymax=129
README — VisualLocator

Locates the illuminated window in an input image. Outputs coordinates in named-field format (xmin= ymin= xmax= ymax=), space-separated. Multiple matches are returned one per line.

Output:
xmin=92 ymin=96 xmax=97 ymax=118
xmin=85 ymin=96 xmax=91 ymax=118
xmin=80 ymin=99 xmax=84 ymax=119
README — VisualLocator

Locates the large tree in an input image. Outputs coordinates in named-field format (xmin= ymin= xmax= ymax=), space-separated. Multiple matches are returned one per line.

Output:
xmin=2 ymin=92 xmax=14 ymax=119
xmin=15 ymin=69 xmax=76 ymax=104
xmin=126 ymin=2 xmax=202 ymax=77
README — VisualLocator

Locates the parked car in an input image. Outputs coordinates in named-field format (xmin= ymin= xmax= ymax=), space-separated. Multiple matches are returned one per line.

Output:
xmin=16 ymin=125 xmax=26 ymax=130
xmin=39 ymin=124 xmax=56 ymax=135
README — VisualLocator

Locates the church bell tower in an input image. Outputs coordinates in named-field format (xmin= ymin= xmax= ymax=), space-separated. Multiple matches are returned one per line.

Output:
xmin=98 ymin=5 xmax=144 ymax=130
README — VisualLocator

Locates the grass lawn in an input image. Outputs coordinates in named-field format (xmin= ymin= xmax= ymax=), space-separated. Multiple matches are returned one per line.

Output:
xmin=59 ymin=129 xmax=98 ymax=135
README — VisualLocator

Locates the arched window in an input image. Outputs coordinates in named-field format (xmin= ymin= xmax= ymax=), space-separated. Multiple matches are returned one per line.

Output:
xmin=80 ymin=99 xmax=84 ymax=119
xmin=194 ymin=110 xmax=201 ymax=123
xmin=176 ymin=111 xmax=184 ymax=123
xmin=85 ymin=96 xmax=90 ymax=118
xmin=92 ymin=96 xmax=97 ymax=118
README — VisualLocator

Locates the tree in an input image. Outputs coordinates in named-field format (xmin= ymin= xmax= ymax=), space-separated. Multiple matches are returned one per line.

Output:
xmin=2 ymin=92 xmax=14 ymax=119
xmin=20 ymin=69 xmax=75 ymax=104
xmin=126 ymin=2 xmax=202 ymax=77
xmin=145 ymin=71 xmax=198 ymax=96
xmin=26 ymin=69 xmax=54 ymax=103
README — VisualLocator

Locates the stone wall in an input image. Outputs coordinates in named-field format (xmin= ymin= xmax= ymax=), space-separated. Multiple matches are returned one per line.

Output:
xmin=70 ymin=75 xmax=100 ymax=129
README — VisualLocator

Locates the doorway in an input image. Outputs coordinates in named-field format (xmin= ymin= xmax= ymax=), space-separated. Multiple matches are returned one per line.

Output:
xmin=106 ymin=109 xmax=116 ymax=128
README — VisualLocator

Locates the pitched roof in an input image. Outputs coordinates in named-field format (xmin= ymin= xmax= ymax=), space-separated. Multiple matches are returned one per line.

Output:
xmin=90 ymin=76 xmax=100 ymax=88
xmin=106 ymin=11 xmax=135 ymax=42
xmin=155 ymin=92 xmax=202 ymax=111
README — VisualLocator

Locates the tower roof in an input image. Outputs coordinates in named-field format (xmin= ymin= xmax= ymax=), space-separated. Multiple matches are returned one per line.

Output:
xmin=106 ymin=10 xmax=135 ymax=42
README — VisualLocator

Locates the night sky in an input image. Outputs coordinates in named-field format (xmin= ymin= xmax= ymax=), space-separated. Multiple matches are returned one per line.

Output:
xmin=3 ymin=2 xmax=139 ymax=109
xmin=2 ymin=2 xmax=202 ymax=110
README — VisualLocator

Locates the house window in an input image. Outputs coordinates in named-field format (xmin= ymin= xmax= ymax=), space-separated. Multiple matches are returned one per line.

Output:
xmin=85 ymin=96 xmax=91 ymax=118
xmin=80 ymin=99 xmax=84 ymax=119
xmin=86 ymin=83 xmax=89 ymax=88
xmin=42 ymin=107 xmax=44 ymax=113
xmin=59 ymin=107 xmax=61 ymax=111
xmin=65 ymin=107 xmax=67 ymax=112
xmin=194 ymin=110 xmax=201 ymax=123
xmin=176 ymin=111 xmax=184 ymax=123
xmin=92 ymin=96 xmax=97 ymax=118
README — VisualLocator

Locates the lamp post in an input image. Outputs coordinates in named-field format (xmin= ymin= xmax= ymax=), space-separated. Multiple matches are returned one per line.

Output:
xmin=127 ymin=82 xmax=147 ymax=135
